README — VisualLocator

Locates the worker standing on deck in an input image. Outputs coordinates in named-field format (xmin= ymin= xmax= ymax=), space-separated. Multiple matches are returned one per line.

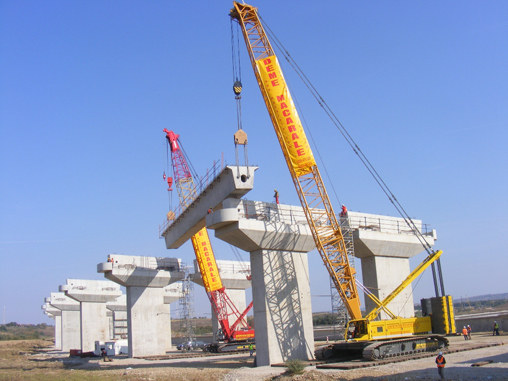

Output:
xmin=467 ymin=325 xmax=472 ymax=340
xmin=340 ymin=204 xmax=347 ymax=216
xmin=274 ymin=189 xmax=279 ymax=204
xmin=493 ymin=321 xmax=500 ymax=336
xmin=462 ymin=326 xmax=468 ymax=340
xmin=435 ymin=352 xmax=446 ymax=380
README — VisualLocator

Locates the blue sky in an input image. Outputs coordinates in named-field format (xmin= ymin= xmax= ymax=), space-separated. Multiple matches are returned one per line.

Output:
xmin=1 ymin=1 xmax=507 ymax=325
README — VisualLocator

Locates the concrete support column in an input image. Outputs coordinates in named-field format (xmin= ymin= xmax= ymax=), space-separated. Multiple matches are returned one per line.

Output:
xmin=112 ymin=311 xmax=128 ymax=339
xmin=48 ymin=292 xmax=81 ymax=352
xmin=250 ymin=249 xmax=314 ymax=366
xmin=106 ymin=295 xmax=127 ymax=340
xmin=43 ymin=303 xmax=62 ymax=350
xmin=348 ymin=211 xmax=437 ymax=319
xmin=80 ymin=302 xmax=109 ymax=350
xmin=61 ymin=310 xmax=81 ymax=351
xmin=53 ymin=314 xmax=62 ymax=350
xmin=126 ymin=287 xmax=167 ymax=356
xmin=206 ymin=199 xmax=316 ymax=366
xmin=164 ymin=283 xmax=183 ymax=351
xmin=98 ymin=255 xmax=184 ymax=357
xmin=60 ymin=279 xmax=122 ymax=353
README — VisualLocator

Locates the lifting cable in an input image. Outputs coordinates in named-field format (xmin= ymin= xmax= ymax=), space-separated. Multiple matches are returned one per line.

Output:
xmin=229 ymin=245 xmax=249 ymax=273
xmin=259 ymin=15 xmax=433 ymax=256
xmin=231 ymin=18 xmax=249 ymax=178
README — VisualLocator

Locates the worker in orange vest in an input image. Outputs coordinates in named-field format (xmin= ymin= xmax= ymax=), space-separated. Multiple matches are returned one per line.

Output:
xmin=340 ymin=204 xmax=347 ymax=216
xmin=435 ymin=351 xmax=446 ymax=379
xmin=462 ymin=326 xmax=468 ymax=340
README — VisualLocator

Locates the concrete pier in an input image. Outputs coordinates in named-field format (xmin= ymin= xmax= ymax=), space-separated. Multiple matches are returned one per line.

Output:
xmin=48 ymin=292 xmax=81 ymax=352
xmin=161 ymin=165 xmax=315 ymax=366
xmin=163 ymin=283 xmax=183 ymax=350
xmin=106 ymin=295 xmax=127 ymax=340
xmin=98 ymin=255 xmax=184 ymax=357
xmin=42 ymin=302 xmax=62 ymax=350
xmin=191 ymin=259 xmax=252 ymax=340
xmin=207 ymin=199 xmax=316 ymax=366
xmin=60 ymin=279 xmax=122 ymax=353
xmin=348 ymin=212 xmax=437 ymax=318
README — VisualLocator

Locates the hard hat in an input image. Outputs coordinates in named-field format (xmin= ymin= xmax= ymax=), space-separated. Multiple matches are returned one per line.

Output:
xmin=439 ymin=352 xmax=442 ymax=355
xmin=274 ymin=189 xmax=277 ymax=191
xmin=464 ymin=326 xmax=466 ymax=328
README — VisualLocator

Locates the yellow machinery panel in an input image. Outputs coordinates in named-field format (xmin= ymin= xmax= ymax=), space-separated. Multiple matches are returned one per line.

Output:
xmin=446 ymin=295 xmax=456 ymax=334
xmin=191 ymin=227 xmax=223 ymax=292
xmin=256 ymin=55 xmax=316 ymax=176
xmin=350 ymin=317 xmax=433 ymax=341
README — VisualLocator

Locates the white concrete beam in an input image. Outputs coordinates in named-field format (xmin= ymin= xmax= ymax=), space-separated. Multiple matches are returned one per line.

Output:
xmin=162 ymin=166 xmax=257 ymax=249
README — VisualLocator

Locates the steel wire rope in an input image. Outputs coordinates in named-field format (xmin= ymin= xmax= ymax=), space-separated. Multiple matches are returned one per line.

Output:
xmin=260 ymin=15 xmax=433 ymax=255
xmin=230 ymin=18 xmax=242 ymax=85
xmin=229 ymin=245 xmax=248 ymax=273
xmin=398 ymin=271 xmax=426 ymax=315
xmin=231 ymin=19 xmax=243 ymax=132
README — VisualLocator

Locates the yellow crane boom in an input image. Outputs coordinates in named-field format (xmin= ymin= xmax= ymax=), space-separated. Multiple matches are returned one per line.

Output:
xmin=230 ymin=2 xmax=362 ymax=320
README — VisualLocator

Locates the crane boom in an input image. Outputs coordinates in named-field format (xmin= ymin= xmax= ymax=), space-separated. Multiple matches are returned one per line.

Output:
xmin=230 ymin=2 xmax=362 ymax=320
xmin=164 ymin=129 xmax=254 ymax=343
xmin=364 ymin=250 xmax=443 ymax=321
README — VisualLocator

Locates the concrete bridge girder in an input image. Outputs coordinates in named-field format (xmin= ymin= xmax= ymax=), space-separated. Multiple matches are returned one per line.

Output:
xmin=162 ymin=166 xmax=257 ymax=249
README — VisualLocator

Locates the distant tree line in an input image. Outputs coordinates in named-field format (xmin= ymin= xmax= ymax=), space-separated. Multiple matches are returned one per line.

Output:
xmin=0 ymin=323 xmax=53 ymax=341
xmin=312 ymin=313 xmax=337 ymax=326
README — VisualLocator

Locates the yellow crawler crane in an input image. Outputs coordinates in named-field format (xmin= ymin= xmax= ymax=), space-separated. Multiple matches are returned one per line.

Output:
xmin=230 ymin=2 xmax=452 ymax=360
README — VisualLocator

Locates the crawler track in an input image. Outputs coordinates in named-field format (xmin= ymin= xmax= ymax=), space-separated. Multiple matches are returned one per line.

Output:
xmin=362 ymin=335 xmax=448 ymax=360
xmin=315 ymin=335 xmax=449 ymax=361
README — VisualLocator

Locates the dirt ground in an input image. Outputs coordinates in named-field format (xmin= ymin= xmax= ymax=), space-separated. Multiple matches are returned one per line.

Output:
xmin=0 ymin=333 xmax=507 ymax=380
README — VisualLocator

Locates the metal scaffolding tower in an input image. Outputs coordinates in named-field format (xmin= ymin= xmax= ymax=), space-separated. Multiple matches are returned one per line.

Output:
xmin=329 ymin=214 xmax=357 ymax=340
xmin=178 ymin=263 xmax=196 ymax=343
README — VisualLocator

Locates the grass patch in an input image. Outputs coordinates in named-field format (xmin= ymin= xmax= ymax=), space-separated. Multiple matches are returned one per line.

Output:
xmin=285 ymin=358 xmax=305 ymax=375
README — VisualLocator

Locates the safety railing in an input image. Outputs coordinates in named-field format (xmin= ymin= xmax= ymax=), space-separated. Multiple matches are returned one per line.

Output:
xmin=217 ymin=261 xmax=251 ymax=275
xmin=159 ymin=157 xmax=226 ymax=237
xmin=348 ymin=215 xmax=432 ymax=236
xmin=237 ymin=199 xmax=312 ymax=225
xmin=236 ymin=201 xmax=432 ymax=236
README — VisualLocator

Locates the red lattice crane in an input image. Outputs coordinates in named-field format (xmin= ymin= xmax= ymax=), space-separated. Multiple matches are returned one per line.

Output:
xmin=164 ymin=128 xmax=255 ymax=352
